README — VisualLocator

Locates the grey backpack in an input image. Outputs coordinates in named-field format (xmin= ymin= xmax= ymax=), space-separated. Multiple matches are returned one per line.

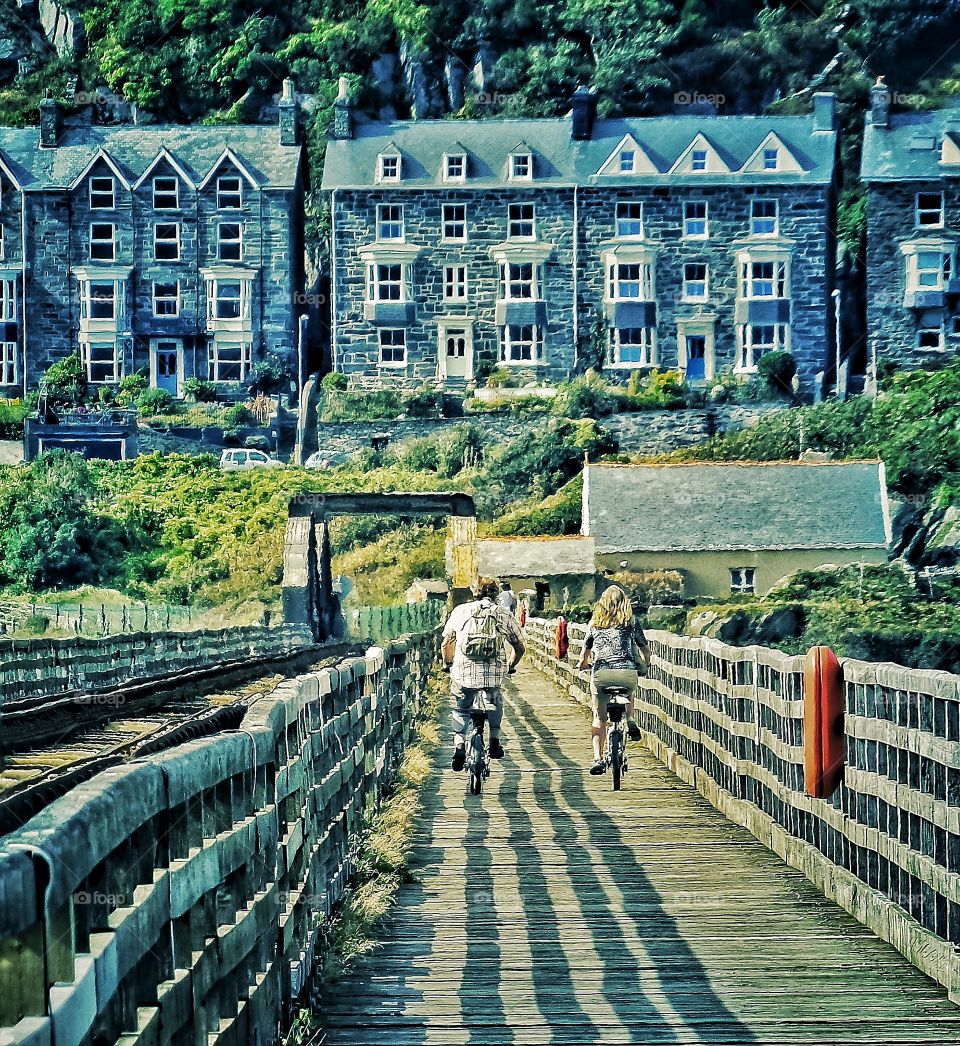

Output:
xmin=460 ymin=602 xmax=502 ymax=661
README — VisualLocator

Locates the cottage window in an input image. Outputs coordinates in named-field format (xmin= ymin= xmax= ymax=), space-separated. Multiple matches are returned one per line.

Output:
xmin=82 ymin=281 xmax=117 ymax=320
xmin=740 ymin=259 xmax=788 ymax=299
xmin=916 ymin=192 xmax=945 ymax=228
xmin=606 ymin=261 xmax=653 ymax=301
xmin=211 ymin=280 xmax=244 ymax=320
xmin=218 ymin=223 xmax=242 ymax=261
xmin=507 ymin=203 xmax=535 ymax=240
xmin=442 ymin=204 xmax=467 ymax=241
xmin=619 ymin=150 xmax=635 ymax=173
xmin=683 ymin=201 xmax=708 ymax=238
xmin=89 ymin=223 xmax=116 ymax=261
xmin=509 ymin=153 xmax=532 ymax=181
xmin=208 ymin=340 xmax=251 ymax=382
xmin=750 ymin=199 xmax=779 ymax=236
xmin=89 ymin=177 xmax=115 ymax=209
xmin=498 ymin=262 xmax=541 ymax=300
xmin=763 ymin=148 xmax=779 ymax=171
xmin=444 ymin=265 xmax=468 ymax=301
xmin=154 ymin=223 xmax=180 ymax=261
xmin=153 ymin=281 xmax=180 ymax=317
xmin=615 ymin=203 xmax=644 ymax=238
xmin=609 ymin=327 xmax=655 ymax=367
xmin=366 ymin=263 xmax=405 ymax=302
xmin=377 ymin=154 xmax=401 ymax=182
xmin=0 ymin=279 xmax=14 ymax=322
xmin=82 ymin=341 xmax=119 ymax=383
xmin=730 ymin=567 xmax=755 ymax=594
xmin=153 ymin=176 xmax=179 ymax=209
xmin=379 ymin=328 xmax=406 ymax=366
xmin=501 ymin=323 xmax=543 ymax=364
xmin=737 ymin=323 xmax=787 ymax=370
xmin=0 ymin=341 xmax=16 ymax=385
xmin=691 ymin=149 xmax=708 ymax=172
xmin=216 ymin=176 xmax=242 ymax=209
xmin=917 ymin=325 xmax=944 ymax=351
xmin=376 ymin=204 xmax=404 ymax=241
xmin=910 ymin=249 xmax=952 ymax=291
xmin=682 ymin=262 xmax=708 ymax=301
xmin=444 ymin=154 xmax=466 ymax=181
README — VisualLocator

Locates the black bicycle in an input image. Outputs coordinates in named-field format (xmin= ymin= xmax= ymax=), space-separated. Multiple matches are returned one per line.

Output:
xmin=465 ymin=690 xmax=497 ymax=796
xmin=604 ymin=687 xmax=632 ymax=791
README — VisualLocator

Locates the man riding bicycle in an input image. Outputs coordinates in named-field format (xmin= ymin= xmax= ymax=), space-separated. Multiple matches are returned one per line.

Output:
xmin=442 ymin=577 xmax=526 ymax=771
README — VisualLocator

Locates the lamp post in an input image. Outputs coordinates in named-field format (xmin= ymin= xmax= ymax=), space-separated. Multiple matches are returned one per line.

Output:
xmin=832 ymin=288 xmax=842 ymax=398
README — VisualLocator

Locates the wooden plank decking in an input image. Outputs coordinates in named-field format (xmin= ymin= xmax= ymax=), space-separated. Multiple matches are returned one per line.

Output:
xmin=319 ymin=666 xmax=960 ymax=1044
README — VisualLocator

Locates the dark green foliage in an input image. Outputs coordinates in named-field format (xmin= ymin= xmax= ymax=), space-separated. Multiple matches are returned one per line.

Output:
xmin=0 ymin=401 xmax=29 ymax=440
xmin=137 ymin=388 xmax=176 ymax=416
xmin=756 ymin=351 xmax=797 ymax=397
xmin=251 ymin=355 xmax=288 ymax=392
xmin=321 ymin=372 xmax=349 ymax=392
xmin=493 ymin=474 xmax=583 ymax=535
xmin=222 ymin=403 xmax=254 ymax=428
xmin=183 ymin=378 xmax=219 ymax=403
xmin=40 ymin=354 xmax=87 ymax=407
xmin=551 ymin=371 xmax=618 ymax=419
xmin=402 ymin=387 xmax=442 ymax=419
xmin=116 ymin=373 xmax=149 ymax=406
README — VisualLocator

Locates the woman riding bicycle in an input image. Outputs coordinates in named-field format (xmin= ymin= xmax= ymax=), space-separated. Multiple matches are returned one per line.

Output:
xmin=577 ymin=585 xmax=651 ymax=776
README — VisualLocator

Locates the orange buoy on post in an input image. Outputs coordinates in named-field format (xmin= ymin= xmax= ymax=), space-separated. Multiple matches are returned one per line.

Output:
xmin=803 ymin=645 xmax=845 ymax=799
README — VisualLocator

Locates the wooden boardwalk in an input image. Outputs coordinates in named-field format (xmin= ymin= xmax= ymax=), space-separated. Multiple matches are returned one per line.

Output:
xmin=319 ymin=667 xmax=960 ymax=1044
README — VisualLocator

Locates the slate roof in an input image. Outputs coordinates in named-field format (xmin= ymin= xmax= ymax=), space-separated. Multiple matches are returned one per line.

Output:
xmin=861 ymin=105 xmax=960 ymax=182
xmin=321 ymin=111 xmax=836 ymax=191
xmin=0 ymin=124 xmax=302 ymax=191
xmin=582 ymin=461 xmax=890 ymax=554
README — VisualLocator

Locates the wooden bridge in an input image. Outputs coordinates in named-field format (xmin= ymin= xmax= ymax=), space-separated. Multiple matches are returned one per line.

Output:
xmin=320 ymin=665 xmax=960 ymax=1045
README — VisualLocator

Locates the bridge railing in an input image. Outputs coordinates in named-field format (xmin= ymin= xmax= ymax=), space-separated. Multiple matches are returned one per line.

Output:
xmin=346 ymin=601 xmax=445 ymax=646
xmin=0 ymin=629 xmax=438 ymax=1046
xmin=524 ymin=616 xmax=960 ymax=1000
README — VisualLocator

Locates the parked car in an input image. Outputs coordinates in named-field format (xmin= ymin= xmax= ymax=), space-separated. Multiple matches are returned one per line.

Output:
xmin=304 ymin=450 xmax=349 ymax=469
xmin=219 ymin=448 xmax=283 ymax=471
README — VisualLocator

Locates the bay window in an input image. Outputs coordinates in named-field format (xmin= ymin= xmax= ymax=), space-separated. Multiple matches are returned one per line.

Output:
xmin=740 ymin=258 xmax=788 ymax=299
xmin=81 ymin=280 xmax=117 ymax=321
xmin=912 ymin=249 xmax=952 ymax=290
xmin=208 ymin=340 xmax=251 ymax=382
xmin=498 ymin=262 xmax=541 ymax=301
xmin=609 ymin=326 xmax=655 ymax=367
xmin=500 ymin=324 xmax=543 ymax=364
xmin=82 ymin=340 xmax=119 ymax=383
xmin=366 ymin=262 xmax=406 ymax=302
xmin=0 ymin=340 xmax=15 ymax=385
xmin=737 ymin=323 xmax=787 ymax=371
xmin=606 ymin=260 xmax=654 ymax=301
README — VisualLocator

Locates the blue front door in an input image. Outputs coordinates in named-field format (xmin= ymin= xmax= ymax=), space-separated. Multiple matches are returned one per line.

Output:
xmin=686 ymin=335 xmax=707 ymax=380
xmin=156 ymin=342 xmax=179 ymax=395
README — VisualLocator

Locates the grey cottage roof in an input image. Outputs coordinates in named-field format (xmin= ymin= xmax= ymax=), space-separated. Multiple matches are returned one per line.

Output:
xmin=0 ymin=124 xmax=303 ymax=191
xmin=861 ymin=104 xmax=960 ymax=182
xmin=582 ymin=461 xmax=891 ymax=554
xmin=322 ymin=109 xmax=836 ymax=191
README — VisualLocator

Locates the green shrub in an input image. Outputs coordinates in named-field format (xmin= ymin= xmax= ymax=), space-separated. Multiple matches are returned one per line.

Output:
xmin=485 ymin=367 xmax=516 ymax=389
xmin=321 ymin=372 xmax=349 ymax=392
xmin=137 ymin=388 xmax=176 ymax=417
xmin=436 ymin=424 xmax=483 ymax=477
xmin=552 ymin=370 xmax=619 ymax=419
xmin=116 ymin=373 xmax=148 ymax=406
xmin=397 ymin=438 xmax=440 ymax=473
xmin=245 ymin=434 xmax=272 ymax=451
xmin=222 ymin=403 xmax=254 ymax=428
xmin=757 ymin=351 xmax=797 ymax=397
xmin=492 ymin=474 xmax=584 ymax=536
xmin=402 ymin=386 xmax=441 ymax=419
xmin=183 ymin=378 xmax=218 ymax=403
xmin=320 ymin=389 xmax=403 ymax=422
xmin=41 ymin=354 xmax=87 ymax=407
xmin=0 ymin=400 xmax=28 ymax=439
xmin=628 ymin=369 xmax=689 ymax=410
xmin=251 ymin=355 xmax=288 ymax=392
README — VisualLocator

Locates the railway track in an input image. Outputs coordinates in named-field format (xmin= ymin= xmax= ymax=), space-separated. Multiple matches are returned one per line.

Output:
xmin=0 ymin=642 xmax=358 ymax=837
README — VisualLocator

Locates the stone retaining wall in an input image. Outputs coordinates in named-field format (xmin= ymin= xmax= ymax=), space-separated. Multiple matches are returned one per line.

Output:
xmin=0 ymin=631 xmax=437 ymax=1045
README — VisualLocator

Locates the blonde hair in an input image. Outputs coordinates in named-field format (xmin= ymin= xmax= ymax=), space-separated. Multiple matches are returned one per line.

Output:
xmin=590 ymin=585 xmax=633 ymax=629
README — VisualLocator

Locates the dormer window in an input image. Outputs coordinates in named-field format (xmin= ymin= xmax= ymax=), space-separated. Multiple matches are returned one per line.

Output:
xmin=510 ymin=153 xmax=532 ymax=181
xmin=750 ymin=199 xmax=779 ymax=236
xmin=763 ymin=147 xmax=779 ymax=171
xmin=90 ymin=177 xmax=115 ymax=209
xmin=619 ymin=150 xmax=635 ymax=174
xmin=691 ymin=149 xmax=708 ymax=172
xmin=444 ymin=154 xmax=466 ymax=182
xmin=378 ymin=154 xmax=401 ymax=183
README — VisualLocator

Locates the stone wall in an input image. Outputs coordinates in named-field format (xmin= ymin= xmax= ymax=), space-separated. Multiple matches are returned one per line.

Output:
xmin=0 ymin=631 xmax=437 ymax=1045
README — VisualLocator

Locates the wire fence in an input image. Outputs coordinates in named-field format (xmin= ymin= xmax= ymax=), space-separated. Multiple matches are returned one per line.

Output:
xmin=0 ymin=600 xmax=196 ymax=637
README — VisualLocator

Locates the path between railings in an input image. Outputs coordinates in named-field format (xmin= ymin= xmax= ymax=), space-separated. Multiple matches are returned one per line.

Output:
xmin=318 ymin=665 xmax=960 ymax=1044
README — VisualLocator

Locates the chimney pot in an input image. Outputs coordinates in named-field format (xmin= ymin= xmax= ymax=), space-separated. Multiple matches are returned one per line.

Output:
xmin=871 ymin=76 xmax=890 ymax=129
xmin=279 ymin=78 xmax=299 ymax=146
xmin=39 ymin=94 xmax=61 ymax=149
xmin=333 ymin=76 xmax=354 ymax=140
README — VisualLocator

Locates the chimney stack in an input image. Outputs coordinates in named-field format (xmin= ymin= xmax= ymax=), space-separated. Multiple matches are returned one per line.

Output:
xmin=333 ymin=76 xmax=353 ymax=140
xmin=39 ymin=93 xmax=61 ymax=149
xmin=279 ymin=77 xmax=300 ymax=146
xmin=812 ymin=92 xmax=835 ymax=132
xmin=570 ymin=86 xmax=596 ymax=141
xmin=871 ymin=76 xmax=890 ymax=129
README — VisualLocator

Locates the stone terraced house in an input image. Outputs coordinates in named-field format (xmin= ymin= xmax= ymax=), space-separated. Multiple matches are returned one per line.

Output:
xmin=862 ymin=82 xmax=960 ymax=367
xmin=0 ymin=82 xmax=306 ymax=396
xmin=322 ymin=85 xmax=838 ymax=392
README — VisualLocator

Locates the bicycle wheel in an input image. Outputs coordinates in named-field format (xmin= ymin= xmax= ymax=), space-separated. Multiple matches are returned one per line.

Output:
xmin=610 ymin=727 xmax=623 ymax=791
xmin=468 ymin=737 xmax=484 ymax=796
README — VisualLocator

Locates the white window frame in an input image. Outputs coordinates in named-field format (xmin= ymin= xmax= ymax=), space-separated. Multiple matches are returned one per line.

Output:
xmin=82 ymin=340 xmax=120 ymax=383
xmin=691 ymin=149 xmax=708 ymax=172
xmin=730 ymin=567 xmax=756 ymax=594
xmin=376 ymin=203 xmax=404 ymax=241
xmin=509 ymin=153 xmax=533 ymax=181
xmin=153 ymin=222 xmax=181 ymax=261
xmin=365 ymin=262 xmax=406 ymax=303
xmin=0 ymin=278 xmax=15 ymax=322
xmin=683 ymin=200 xmax=708 ymax=239
xmin=606 ymin=260 xmax=654 ymax=301
xmin=0 ymin=340 xmax=16 ymax=385
xmin=917 ymin=325 xmax=945 ymax=352
xmin=500 ymin=323 xmax=544 ymax=364
xmin=906 ymin=248 xmax=953 ymax=292
xmin=216 ymin=175 xmax=242 ymax=210
xmin=916 ymin=191 xmax=945 ymax=229
xmin=763 ymin=147 xmax=779 ymax=171
xmin=608 ymin=326 xmax=655 ymax=367
xmin=682 ymin=262 xmax=709 ymax=301
xmin=737 ymin=323 xmax=788 ymax=371
xmin=507 ymin=203 xmax=535 ymax=240
xmin=0 ymin=224 xmax=4 ymax=261
xmin=740 ymin=258 xmax=789 ymax=299
xmin=207 ymin=279 xmax=251 ymax=323
xmin=615 ymin=202 xmax=644 ymax=238
xmin=619 ymin=149 xmax=636 ymax=174
xmin=443 ymin=153 xmax=466 ymax=182
xmin=89 ymin=222 xmax=117 ymax=261
xmin=217 ymin=222 xmax=243 ymax=261
xmin=152 ymin=281 xmax=180 ymax=318
xmin=378 ymin=327 xmax=407 ymax=367
xmin=498 ymin=261 xmax=542 ymax=301
xmin=89 ymin=176 xmax=115 ymax=210
xmin=377 ymin=154 xmax=401 ymax=183
xmin=208 ymin=339 xmax=252 ymax=382
xmin=153 ymin=176 xmax=179 ymax=210
xmin=443 ymin=264 xmax=468 ymax=301
xmin=80 ymin=280 xmax=118 ymax=321
xmin=750 ymin=199 xmax=779 ymax=236
xmin=441 ymin=203 xmax=467 ymax=241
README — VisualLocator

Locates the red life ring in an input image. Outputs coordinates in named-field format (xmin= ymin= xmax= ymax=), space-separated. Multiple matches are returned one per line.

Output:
xmin=803 ymin=646 xmax=845 ymax=799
